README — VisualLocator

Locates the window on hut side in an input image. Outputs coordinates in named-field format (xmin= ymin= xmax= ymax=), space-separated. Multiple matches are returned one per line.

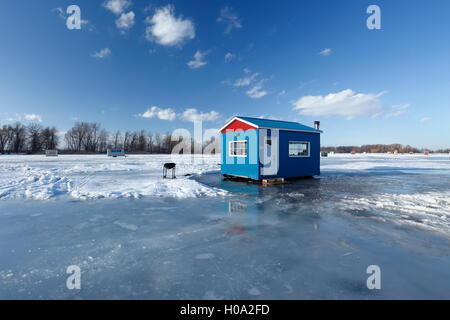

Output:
xmin=288 ymin=141 xmax=310 ymax=157
xmin=229 ymin=140 xmax=247 ymax=157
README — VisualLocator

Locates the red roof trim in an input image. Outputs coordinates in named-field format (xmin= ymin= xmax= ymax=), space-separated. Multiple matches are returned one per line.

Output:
xmin=221 ymin=119 xmax=257 ymax=133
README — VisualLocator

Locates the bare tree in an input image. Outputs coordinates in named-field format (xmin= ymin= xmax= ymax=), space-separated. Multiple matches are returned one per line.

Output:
xmin=147 ymin=132 xmax=154 ymax=153
xmin=41 ymin=126 xmax=59 ymax=150
xmin=137 ymin=130 xmax=147 ymax=152
xmin=82 ymin=122 xmax=100 ymax=152
xmin=153 ymin=133 xmax=162 ymax=153
xmin=123 ymin=131 xmax=131 ymax=151
xmin=65 ymin=122 xmax=106 ymax=153
xmin=112 ymin=131 xmax=122 ymax=148
xmin=65 ymin=122 xmax=87 ymax=152
xmin=10 ymin=122 xmax=26 ymax=153
xmin=98 ymin=129 xmax=109 ymax=153
xmin=0 ymin=125 xmax=12 ymax=154
xmin=0 ymin=125 xmax=13 ymax=154
xmin=28 ymin=123 xmax=43 ymax=153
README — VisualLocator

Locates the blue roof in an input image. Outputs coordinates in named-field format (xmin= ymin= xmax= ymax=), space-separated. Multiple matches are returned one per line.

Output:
xmin=237 ymin=116 xmax=322 ymax=133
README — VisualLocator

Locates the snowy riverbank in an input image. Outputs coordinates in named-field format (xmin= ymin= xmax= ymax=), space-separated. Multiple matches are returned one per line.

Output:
xmin=0 ymin=154 xmax=225 ymax=200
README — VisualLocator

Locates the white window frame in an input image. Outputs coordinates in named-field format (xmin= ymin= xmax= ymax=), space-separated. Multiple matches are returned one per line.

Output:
xmin=288 ymin=141 xmax=310 ymax=157
xmin=229 ymin=140 xmax=248 ymax=157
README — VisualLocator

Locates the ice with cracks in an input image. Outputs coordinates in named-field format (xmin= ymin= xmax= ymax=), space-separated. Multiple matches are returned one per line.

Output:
xmin=0 ymin=154 xmax=449 ymax=299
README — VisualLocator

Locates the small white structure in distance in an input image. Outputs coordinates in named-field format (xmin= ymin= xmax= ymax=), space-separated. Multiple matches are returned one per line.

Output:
xmin=45 ymin=149 xmax=58 ymax=157
xmin=107 ymin=148 xmax=125 ymax=157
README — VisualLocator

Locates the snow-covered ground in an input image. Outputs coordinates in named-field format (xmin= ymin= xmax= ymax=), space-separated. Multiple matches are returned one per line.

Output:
xmin=0 ymin=153 xmax=449 ymax=299
xmin=0 ymin=154 xmax=224 ymax=200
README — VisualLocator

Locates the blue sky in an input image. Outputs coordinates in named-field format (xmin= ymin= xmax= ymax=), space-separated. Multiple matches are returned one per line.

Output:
xmin=0 ymin=0 xmax=449 ymax=149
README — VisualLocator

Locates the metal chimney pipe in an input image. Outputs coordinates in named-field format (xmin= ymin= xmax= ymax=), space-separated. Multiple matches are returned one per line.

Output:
xmin=314 ymin=121 xmax=320 ymax=130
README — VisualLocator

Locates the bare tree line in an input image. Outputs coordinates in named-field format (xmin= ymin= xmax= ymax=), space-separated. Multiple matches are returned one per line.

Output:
xmin=0 ymin=122 xmax=58 ymax=154
xmin=3 ymin=120 xmax=447 ymax=155
xmin=0 ymin=120 xmax=219 ymax=155
xmin=64 ymin=122 xmax=218 ymax=154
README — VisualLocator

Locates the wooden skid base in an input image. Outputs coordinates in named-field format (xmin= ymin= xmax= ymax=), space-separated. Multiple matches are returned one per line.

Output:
xmin=223 ymin=175 xmax=289 ymax=185
xmin=262 ymin=178 xmax=285 ymax=185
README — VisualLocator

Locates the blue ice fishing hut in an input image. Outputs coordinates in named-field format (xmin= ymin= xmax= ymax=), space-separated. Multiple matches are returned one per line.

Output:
xmin=219 ymin=116 xmax=322 ymax=180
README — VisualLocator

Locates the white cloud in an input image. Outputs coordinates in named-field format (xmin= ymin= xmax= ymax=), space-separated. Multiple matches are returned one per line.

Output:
xmin=91 ymin=48 xmax=111 ymax=59
xmin=217 ymin=7 xmax=241 ymax=34
xmin=231 ymin=69 xmax=270 ymax=99
xmin=116 ymin=11 xmax=135 ymax=31
xmin=246 ymin=82 xmax=269 ymax=99
xmin=298 ymin=79 xmax=317 ymax=89
xmin=384 ymin=104 xmax=410 ymax=119
xmin=277 ymin=90 xmax=286 ymax=104
xmin=145 ymin=5 xmax=195 ymax=47
xmin=52 ymin=7 xmax=66 ymax=19
xmin=103 ymin=0 xmax=132 ymax=15
xmin=187 ymin=50 xmax=208 ymax=69
xmin=319 ymin=48 xmax=332 ymax=56
xmin=224 ymin=52 xmax=236 ymax=62
xmin=139 ymin=106 xmax=176 ymax=121
xmin=292 ymin=89 xmax=386 ymax=119
xmin=181 ymin=108 xmax=220 ymax=122
xmin=233 ymin=72 xmax=259 ymax=87
xmin=420 ymin=117 xmax=431 ymax=123
xmin=3 ymin=113 xmax=43 ymax=122
xmin=24 ymin=114 xmax=42 ymax=122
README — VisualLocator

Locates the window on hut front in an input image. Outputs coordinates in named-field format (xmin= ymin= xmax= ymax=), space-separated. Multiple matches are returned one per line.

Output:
xmin=289 ymin=141 xmax=310 ymax=157
xmin=229 ymin=140 xmax=247 ymax=157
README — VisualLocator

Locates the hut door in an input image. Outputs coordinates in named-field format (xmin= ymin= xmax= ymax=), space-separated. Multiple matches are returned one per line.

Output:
xmin=259 ymin=129 xmax=279 ymax=176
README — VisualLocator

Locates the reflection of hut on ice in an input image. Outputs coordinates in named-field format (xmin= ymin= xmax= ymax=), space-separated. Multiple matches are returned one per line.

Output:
xmin=226 ymin=199 xmax=258 ymax=235
xmin=228 ymin=200 xmax=247 ymax=213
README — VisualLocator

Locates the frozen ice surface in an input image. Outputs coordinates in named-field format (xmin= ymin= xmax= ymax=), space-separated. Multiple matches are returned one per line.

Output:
xmin=0 ymin=153 xmax=449 ymax=299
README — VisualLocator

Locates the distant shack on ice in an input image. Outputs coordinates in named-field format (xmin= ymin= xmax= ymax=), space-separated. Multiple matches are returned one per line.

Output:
xmin=107 ymin=148 xmax=125 ymax=157
xmin=45 ymin=149 xmax=58 ymax=157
